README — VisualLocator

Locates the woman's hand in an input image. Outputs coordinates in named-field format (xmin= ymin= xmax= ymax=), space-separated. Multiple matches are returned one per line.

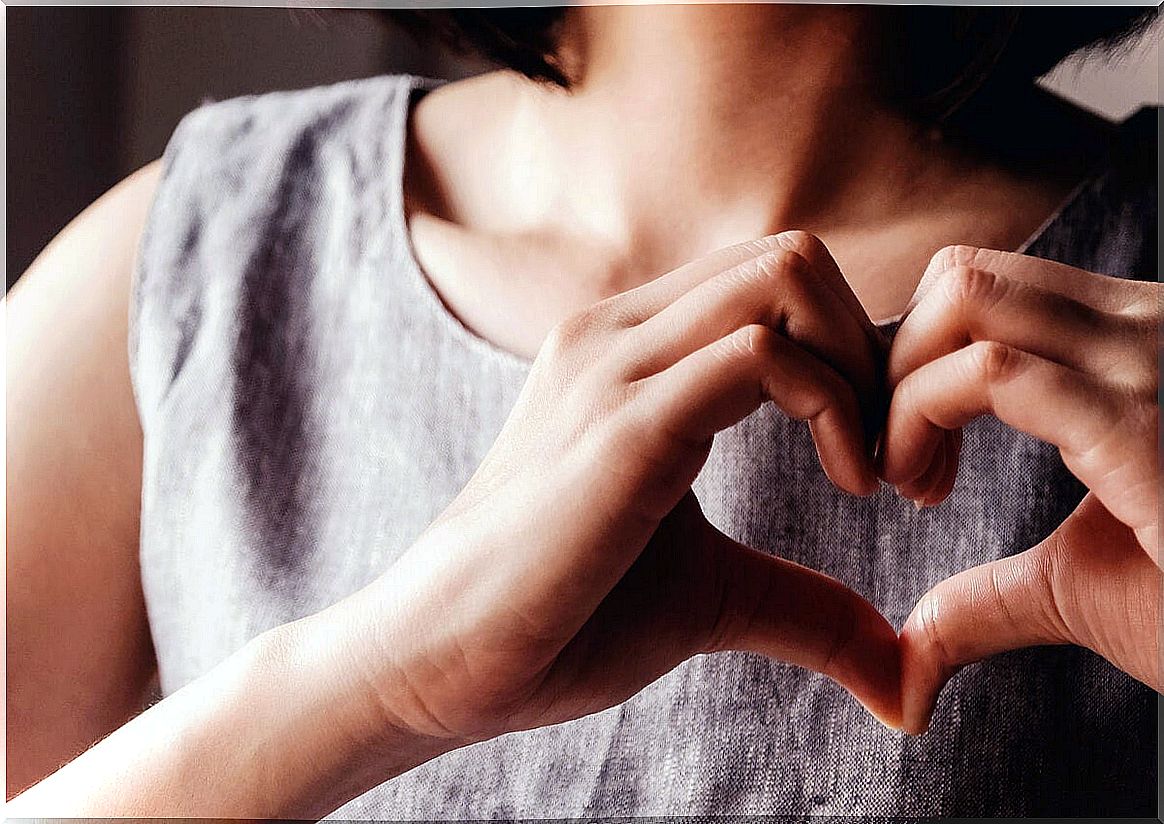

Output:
xmin=880 ymin=244 xmax=1161 ymax=734
xmin=12 ymin=231 xmax=904 ymax=819
xmin=330 ymin=231 xmax=903 ymax=755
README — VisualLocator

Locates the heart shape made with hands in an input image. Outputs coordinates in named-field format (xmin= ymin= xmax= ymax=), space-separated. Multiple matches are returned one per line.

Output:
xmin=865 ymin=244 xmax=1160 ymax=733
xmin=530 ymin=235 xmax=1161 ymax=738
xmin=384 ymin=235 xmax=1158 ymax=748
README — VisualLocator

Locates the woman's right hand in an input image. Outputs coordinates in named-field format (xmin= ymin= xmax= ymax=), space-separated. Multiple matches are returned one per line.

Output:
xmin=326 ymin=231 xmax=903 ymax=753
xmin=9 ymin=231 xmax=903 ymax=820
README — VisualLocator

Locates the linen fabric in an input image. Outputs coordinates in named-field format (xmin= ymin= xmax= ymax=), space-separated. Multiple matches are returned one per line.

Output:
xmin=130 ymin=74 xmax=1159 ymax=818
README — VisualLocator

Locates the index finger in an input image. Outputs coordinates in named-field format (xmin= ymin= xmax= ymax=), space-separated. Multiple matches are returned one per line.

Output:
xmin=621 ymin=233 xmax=884 ymax=351
xmin=908 ymin=245 xmax=1137 ymax=315
xmin=612 ymin=237 xmax=792 ymax=324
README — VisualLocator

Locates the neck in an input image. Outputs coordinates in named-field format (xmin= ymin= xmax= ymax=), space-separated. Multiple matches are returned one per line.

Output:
xmin=505 ymin=5 xmax=936 ymax=279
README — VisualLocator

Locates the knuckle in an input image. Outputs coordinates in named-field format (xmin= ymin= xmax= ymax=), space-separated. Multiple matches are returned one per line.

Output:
xmin=793 ymin=365 xmax=850 ymax=423
xmin=750 ymin=248 xmax=809 ymax=288
xmin=1131 ymin=310 xmax=1159 ymax=347
xmin=970 ymin=340 xmax=1021 ymax=384
xmin=730 ymin=323 xmax=780 ymax=361
xmin=1135 ymin=368 xmax=1160 ymax=407
xmin=579 ymin=293 xmax=623 ymax=329
xmin=943 ymin=265 xmax=1002 ymax=310
xmin=746 ymin=234 xmax=786 ymax=255
xmin=541 ymin=321 xmax=576 ymax=356
xmin=543 ymin=308 xmax=599 ymax=357
xmin=928 ymin=244 xmax=982 ymax=276
xmin=1114 ymin=280 xmax=1160 ymax=320
xmin=723 ymin=235 xmax=795 ymax=267
xmin=1031 ymin=538 xmax=1076 ymax=642
xmin=1120 ymin=391 xmax=1157 ymax=438
xmin=1109 ymin=340 xmax=1158 ymax=398
xmin=770 ymin=229 xmax=827 ymax=261
xmin=912 ymin=588 xmax=956 ymax=667
xmin=572 ymin=302 xmax=610 ymax=332
xmin=1120 ymin=313 xmax=1160 ymax=381
xmin=819 ymin=599 xmax=860 ymax=677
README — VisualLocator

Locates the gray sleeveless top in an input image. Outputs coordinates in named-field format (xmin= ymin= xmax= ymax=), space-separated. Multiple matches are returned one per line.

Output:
xmin=131 ymin=74 xmax=1158 ymax=818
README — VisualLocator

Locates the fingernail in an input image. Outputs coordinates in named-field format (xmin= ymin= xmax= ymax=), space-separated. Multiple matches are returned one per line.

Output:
xmin=871 ymin=431 xmax=886 ymax=474
xmin=894 ymin=486 xmax=925 ymax=510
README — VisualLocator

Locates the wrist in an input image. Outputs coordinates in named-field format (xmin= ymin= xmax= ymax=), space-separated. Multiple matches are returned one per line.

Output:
xmin=256 ymin=610 xmax=458 ymax=816
xmin=6 ymin=612 xmax=456 ymax=819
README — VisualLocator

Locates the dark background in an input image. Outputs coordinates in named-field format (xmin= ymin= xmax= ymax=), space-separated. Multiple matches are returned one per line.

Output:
xmin=6 ymin=7 xmax=1159 ymax=289
xmin=6 ymin=7 xmax=478 ymax=288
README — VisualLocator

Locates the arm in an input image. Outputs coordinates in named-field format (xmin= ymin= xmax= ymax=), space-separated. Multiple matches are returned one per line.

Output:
xmin=7 ymin=163 xmax=160 ymax=795
xmin=9 ymin=230 xmax=902 ymax=817
xmin=5 ymin=615 xmax=453 ymax=819
xmin=5 ymin=162 xmax=454 ymax=816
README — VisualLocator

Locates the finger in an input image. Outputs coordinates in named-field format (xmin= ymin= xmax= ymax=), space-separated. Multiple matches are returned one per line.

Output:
xmin=770 ymin=230 xmax=883 ymax=349
xmin=912 ymin=245 xmax=1141 ymax=314
xmin=880 ymin=342 xmax=1122 ymax=487
xmin=882 ymin=340 xmax=1157 ymax=537
xmin=626 ymin=248 xmax=880 ymax=412
xmin=896 ymin=429 xmax=950 ymax=507
xmin=703 ymin=525 xmax=902 ymax=730
xmin=761 ymin=233 xmax=889 ymax=437
xmin=889 ymin=265 xmax=1126 ymax=386
xmin=900 ymin=493 xmax=1161 ymax=734
xmin=924 ymin=427 xmax=962 ymax=507
xmin=921 ymin=429 xmax=961 ymax=508
xmin=892 ymin=426 xmax=944 ymax=503
xmin=898 ymin=537 xmax=1067 ymax=734
xmin=641 ymin=323 xmax=878 ymax=495
xmin=617 ymin=232 xmax=882 ymax=348
xmin=610 ymin=237 xmax=792 ymax=325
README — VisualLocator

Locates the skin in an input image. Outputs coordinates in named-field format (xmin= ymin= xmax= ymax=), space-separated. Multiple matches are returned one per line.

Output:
xmin=404 ymin=6 xmax=1093 ymax=355
xmin=881 ymin=246 xmax=1161 ymax=733
xmin=7 ymin=4 xmax=1159 ymax=816
xmin=7 ymin=162 xmax=160 ymax=795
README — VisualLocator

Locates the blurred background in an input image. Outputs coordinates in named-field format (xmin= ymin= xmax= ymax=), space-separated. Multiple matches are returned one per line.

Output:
xmin=6 ymin=6 xmax=1160 ymax=288
xmin=6 ymin=7 xmax=481 ymax=287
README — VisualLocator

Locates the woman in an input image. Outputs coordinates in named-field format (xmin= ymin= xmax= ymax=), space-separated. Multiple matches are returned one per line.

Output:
xmin=7 ymin=4 xmax=1160 ymax=818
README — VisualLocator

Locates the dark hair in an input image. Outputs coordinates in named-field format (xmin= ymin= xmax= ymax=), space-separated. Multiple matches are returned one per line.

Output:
xmin=388 ymin=7 xmax=1158 ymax=122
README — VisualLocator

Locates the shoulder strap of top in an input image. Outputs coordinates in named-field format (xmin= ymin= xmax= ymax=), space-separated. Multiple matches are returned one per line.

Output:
xmin=129 ymin=74 xmax=432 ymax=431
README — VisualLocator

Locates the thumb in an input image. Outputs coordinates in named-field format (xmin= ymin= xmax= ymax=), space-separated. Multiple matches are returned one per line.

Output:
xmin=899 ymin=534 xmax=1070 ymax=735
xmin=701 ymin=524 xmax=903 ymax=730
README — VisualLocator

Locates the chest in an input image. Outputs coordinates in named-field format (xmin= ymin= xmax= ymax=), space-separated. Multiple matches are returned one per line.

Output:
xmin=140 ymin=348 xmax=1154 ymax=816
xmin=140 ymin=306 xmax=1084 ymax=685
xmin=408 ymin=201 xmax=1058 ymax=367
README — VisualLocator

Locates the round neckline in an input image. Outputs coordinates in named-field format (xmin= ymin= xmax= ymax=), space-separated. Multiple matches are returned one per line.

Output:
xmin=387 ymin=74 xmax=1106 ymax=365
xmin=389 ymin=76 xmax=534 ymax=372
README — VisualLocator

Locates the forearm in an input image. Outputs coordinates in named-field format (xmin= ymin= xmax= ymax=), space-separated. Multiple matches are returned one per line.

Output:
xmin=7 ymin=615 xmax=453 ymax=819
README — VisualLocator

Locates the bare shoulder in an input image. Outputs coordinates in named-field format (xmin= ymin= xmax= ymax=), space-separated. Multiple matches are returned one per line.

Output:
xmin=8 ymin=160 xmax=164 ymax=795
xmin=9 ymin=158 xmax=163 ymax=430
xmin=11 ymin=160 xmax=162 ymax=313
xmin=8 ymin=158 xmax=162 ymax=452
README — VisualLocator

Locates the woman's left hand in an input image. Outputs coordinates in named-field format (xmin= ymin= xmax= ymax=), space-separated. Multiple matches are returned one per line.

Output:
xmin=879 ymin=244 xmax=1161 ymax=734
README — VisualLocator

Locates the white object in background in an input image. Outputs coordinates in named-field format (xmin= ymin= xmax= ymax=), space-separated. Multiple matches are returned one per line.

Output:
xmin=1041 ymin=18 xmax=1161 ymax=121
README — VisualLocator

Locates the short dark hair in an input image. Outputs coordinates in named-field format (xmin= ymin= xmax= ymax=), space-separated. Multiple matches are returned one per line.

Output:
xmin=388 ymin=7 xmax=1158 ymax=122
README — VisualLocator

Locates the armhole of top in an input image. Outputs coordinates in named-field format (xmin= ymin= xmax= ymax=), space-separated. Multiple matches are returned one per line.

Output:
xmin=126 ymin=74 xmax=433 ymax=430
xmin=127 ymin=108 xmax=202 ymax=430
